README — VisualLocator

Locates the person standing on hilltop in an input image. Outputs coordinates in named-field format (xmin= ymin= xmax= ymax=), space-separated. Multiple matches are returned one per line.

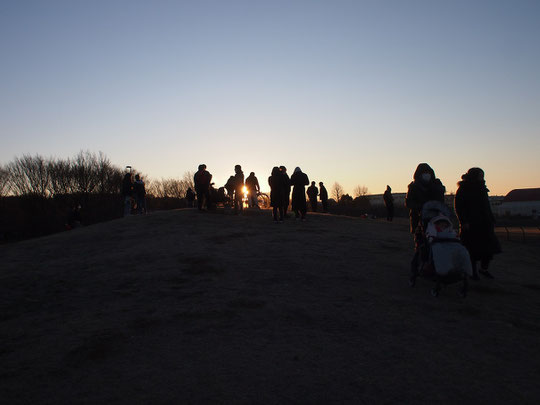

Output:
xmin=233 ymin=164 xmax=245 ymax=214
xmin=185 ymin=187 xmax=195 ymax=208
xmin=455 ymin=167 xmax=501 ymax=280
xmin=133 ymin=174 xmax=147 ymax=214
xmin=319 ymin=182 xmax=329 ymax=212
xmin=383 ymin=185 xmax=394 ymax=221
xmin=405 ymin=163 xmax=445 ymax=233
xmin=280 ymin=166 xmax=291 ymax=218
xmin=194 ymin=164 xmax=212 ymax=211
xmin=122 ymin=172 xmax=133 ymax=217
xmin=268 ymin=166 xmax=286 ymax=222
xmin=290 ymin=167 xmax=310 ymax=221
xmin=307 ymin=181 xmax=319 ymax=212
xmin=245 ymin=172 xmax=260 ymax=208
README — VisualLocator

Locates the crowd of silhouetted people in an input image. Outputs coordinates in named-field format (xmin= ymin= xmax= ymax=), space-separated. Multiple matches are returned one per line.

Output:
xmin=193 ymin=164 xmax=330 ymax=222
xmin=119 ymin=161 xmax=500 ymax=282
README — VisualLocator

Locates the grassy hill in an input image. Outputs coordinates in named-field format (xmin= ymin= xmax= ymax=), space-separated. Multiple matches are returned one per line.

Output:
xmin=1 ymin=209 xmax=539 ymax=404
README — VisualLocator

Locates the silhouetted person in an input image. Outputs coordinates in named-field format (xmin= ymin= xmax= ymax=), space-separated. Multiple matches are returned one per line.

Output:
xmin=319 ymin=182 xmax=328 ymax=212
xmin=290 ymin=167 xmax=310 ymax=220
xmin=194 ymin=164 xmax=212 ymax=211
xmin=67 ymin=204 xmax=82 ymax=229
xmin=280 ymin=166 xmax=291 ymax=217
xmin=383 ymin=185 xmax=394 ymax=221
xmin=405 ymin=163 xmax=445 ymax=233
xmin=306 ymin=181 xmax=318 ymax=212
xmin=233 ymin=165 xmax=244 ymax=214
xmin=245 ymin=172 xmax=260 ymax=208
xmin=455 ymin=167 xmax=501 ymax=280
xmin=224 ymin=176 xmax=236 ymax=206
xmin=122 ymin=172 xmax=133 ymax=216
xmin=186 ymin=187 xmax=195 ymax=208
xmin=134 ymin=174 xmax=147 ymax=214
xmin=268 ymin=167 xmax=286 ymax=222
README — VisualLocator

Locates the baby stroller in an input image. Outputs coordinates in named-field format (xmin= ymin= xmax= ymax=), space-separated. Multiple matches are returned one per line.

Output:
xmin=409 ymin=201 xmax=472 ymax=297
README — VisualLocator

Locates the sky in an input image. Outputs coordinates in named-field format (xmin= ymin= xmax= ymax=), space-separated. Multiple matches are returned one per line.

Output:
xmin=1 ymin=0 xmax=539 ymax=196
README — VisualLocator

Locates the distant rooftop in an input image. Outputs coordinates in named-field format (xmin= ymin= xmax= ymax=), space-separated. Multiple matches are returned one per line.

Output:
xmin=503 ymin=188 xmax=540 ymax=202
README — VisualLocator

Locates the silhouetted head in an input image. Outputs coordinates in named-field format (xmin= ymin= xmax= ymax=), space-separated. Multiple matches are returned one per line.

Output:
xmin=235 ymin=164 xmax=242 ymax=173
xmin=124 ymin=173 xmax=131 ymax=180
xmin=249 ymin=172 xmax=255 ymax=177
xmin=413 ymin=163 xmax=436 ymax=182
xmin=135 ymin=174 xmax=140 ymax=181
xmin=279 ymin=166 xmax=287 ymax=173
xmin=386 ymin=185 xmax=391 ymax=191
xmin=462 ymin=167 xmax=484 ymax=182
xmin=319 ymin=182 xmax=324 ymax=186
xmin=294 ymin=167 xmax=301 ymax=174
xmin=198 ymin=164 xmax=206 ymax=171
xmin=311 ymin=181 xmax=315 ymax=186
xmin=271 ymin=166 xmax=281 ymax=176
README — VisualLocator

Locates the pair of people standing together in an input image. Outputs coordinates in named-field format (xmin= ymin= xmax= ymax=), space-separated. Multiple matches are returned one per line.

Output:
xmin=268 ymin=166 xmax=309 ymax=222
xmin=406 ymin=163 xmax=501 ymax=279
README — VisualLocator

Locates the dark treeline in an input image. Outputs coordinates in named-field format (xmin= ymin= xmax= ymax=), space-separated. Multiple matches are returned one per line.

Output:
xmin=0 ymin=151 xmax=192 ymax=242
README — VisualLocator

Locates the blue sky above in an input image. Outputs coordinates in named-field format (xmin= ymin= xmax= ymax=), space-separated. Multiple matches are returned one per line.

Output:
xmin=1 ymin=0 xmax=539 ymax=194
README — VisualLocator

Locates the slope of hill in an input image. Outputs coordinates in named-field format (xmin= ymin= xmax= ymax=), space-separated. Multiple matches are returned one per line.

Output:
xmin=1 ymin=209 xmax=539 ymax=404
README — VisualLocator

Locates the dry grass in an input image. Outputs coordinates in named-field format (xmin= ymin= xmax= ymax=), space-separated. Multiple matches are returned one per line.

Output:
xmin=1 ymin=209 xmax=539 ymax=404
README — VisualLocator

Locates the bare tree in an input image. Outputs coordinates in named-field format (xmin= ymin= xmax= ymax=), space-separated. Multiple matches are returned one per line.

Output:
xmin=7 ymin=155 xmax=50 ymax=196
xmin=48 ymin=158 xmax=74 ymax=195
xmin=72 ymin=150 xmax=100 ymax=194
xmin=332 ymin=182 xmax=343 ymax=202
xmin=353 ymin=185 xmax=369 ymax=198
xmin=0 ymin=164 xmax=10 ymax=196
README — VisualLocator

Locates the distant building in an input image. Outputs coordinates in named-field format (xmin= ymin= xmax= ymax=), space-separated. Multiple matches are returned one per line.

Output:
xmin=494 ymin=188 xmax=540 ymax=218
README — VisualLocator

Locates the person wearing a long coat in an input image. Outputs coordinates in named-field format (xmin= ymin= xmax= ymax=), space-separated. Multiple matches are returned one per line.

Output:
xmin=290 ymin=167 xmax=309 ymax=220
xmin=405 ymin=163 xmax=446 ymax=233
xmin=455 ymin=167 xmax=501 ymax=279
xmin=319 ymin=182 xmax=329 ymax=212
xmin=268 ymin=166 xmax=286 ymax=222
xmin=280 ymin=166 xmax=291 ymax=217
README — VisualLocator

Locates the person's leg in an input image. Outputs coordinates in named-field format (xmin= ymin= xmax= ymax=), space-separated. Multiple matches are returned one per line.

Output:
xmin=124 ymin=197 xmax=131 ymax=216
xmin=197 ymin=192 xmax=203 ymax=210
xmin=470 ymin=259 xmax=480 ymax=280
xmin=278 ymin=207 xmax=284 ymax=221
xmin=272 ymin=207 xmax=278 ymax=221
xmin=479 ymin=257 xmax=494 ymax=278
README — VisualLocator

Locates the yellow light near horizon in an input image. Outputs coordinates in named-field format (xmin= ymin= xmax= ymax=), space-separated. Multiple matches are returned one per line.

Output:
xmin=242 ymin=186 xmax=248 ymax=195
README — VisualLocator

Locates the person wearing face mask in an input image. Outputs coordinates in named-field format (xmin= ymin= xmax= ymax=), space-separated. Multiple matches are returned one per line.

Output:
xmin=455 ymin=167 xmax=501 ymax=279
xmin=405 ymin=163 xmax=446 ymax=234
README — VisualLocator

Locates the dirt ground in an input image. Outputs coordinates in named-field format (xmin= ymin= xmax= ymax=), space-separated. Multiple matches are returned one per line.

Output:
xmin=1 ymin=209 xmax=539 ymax=404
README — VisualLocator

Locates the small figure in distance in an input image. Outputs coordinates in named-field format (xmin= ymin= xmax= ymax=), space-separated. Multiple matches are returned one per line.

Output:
xmin=66 ymin=204 xmax=82 ymax=229
xmin=122 ymin=172 xmax=133 ymax=217
xmin=185 ymin=187 xmax=195 ymax=208
xmin=405 ymin=163 xmax=445 ymax=234
xmin=268 ymin=166 xmax=286 ymax=222
xmin=306 ymin=181 xmax=318 ymax=212
xmin=224 ymin=175 xmax=236 ymax=206
xmin=280 ymin=166 xmax=291 ymax=218
xmin=194 ymin=164 xmax=212 ymax=211
xmin=233 ymin=164 xmax=245 ymax=214
xmin=455 ymin=167 xmax=501 ymax=280
xmin=290 ymin=167 xmax=310 ymax=221
xmin=134 ymin=174 xmax=147 ymax=214
xmin=383 ymin=185 xmax=394 ymax=221
xmin=245 ymin=172 xmax=260 ymax=208
xmin=319 ymin=182 xmax=329 ymax=213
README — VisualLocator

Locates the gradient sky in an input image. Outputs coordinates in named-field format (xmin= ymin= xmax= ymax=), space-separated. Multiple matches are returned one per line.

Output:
xmin=1 ymin=0 xmax=539 ymax=195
